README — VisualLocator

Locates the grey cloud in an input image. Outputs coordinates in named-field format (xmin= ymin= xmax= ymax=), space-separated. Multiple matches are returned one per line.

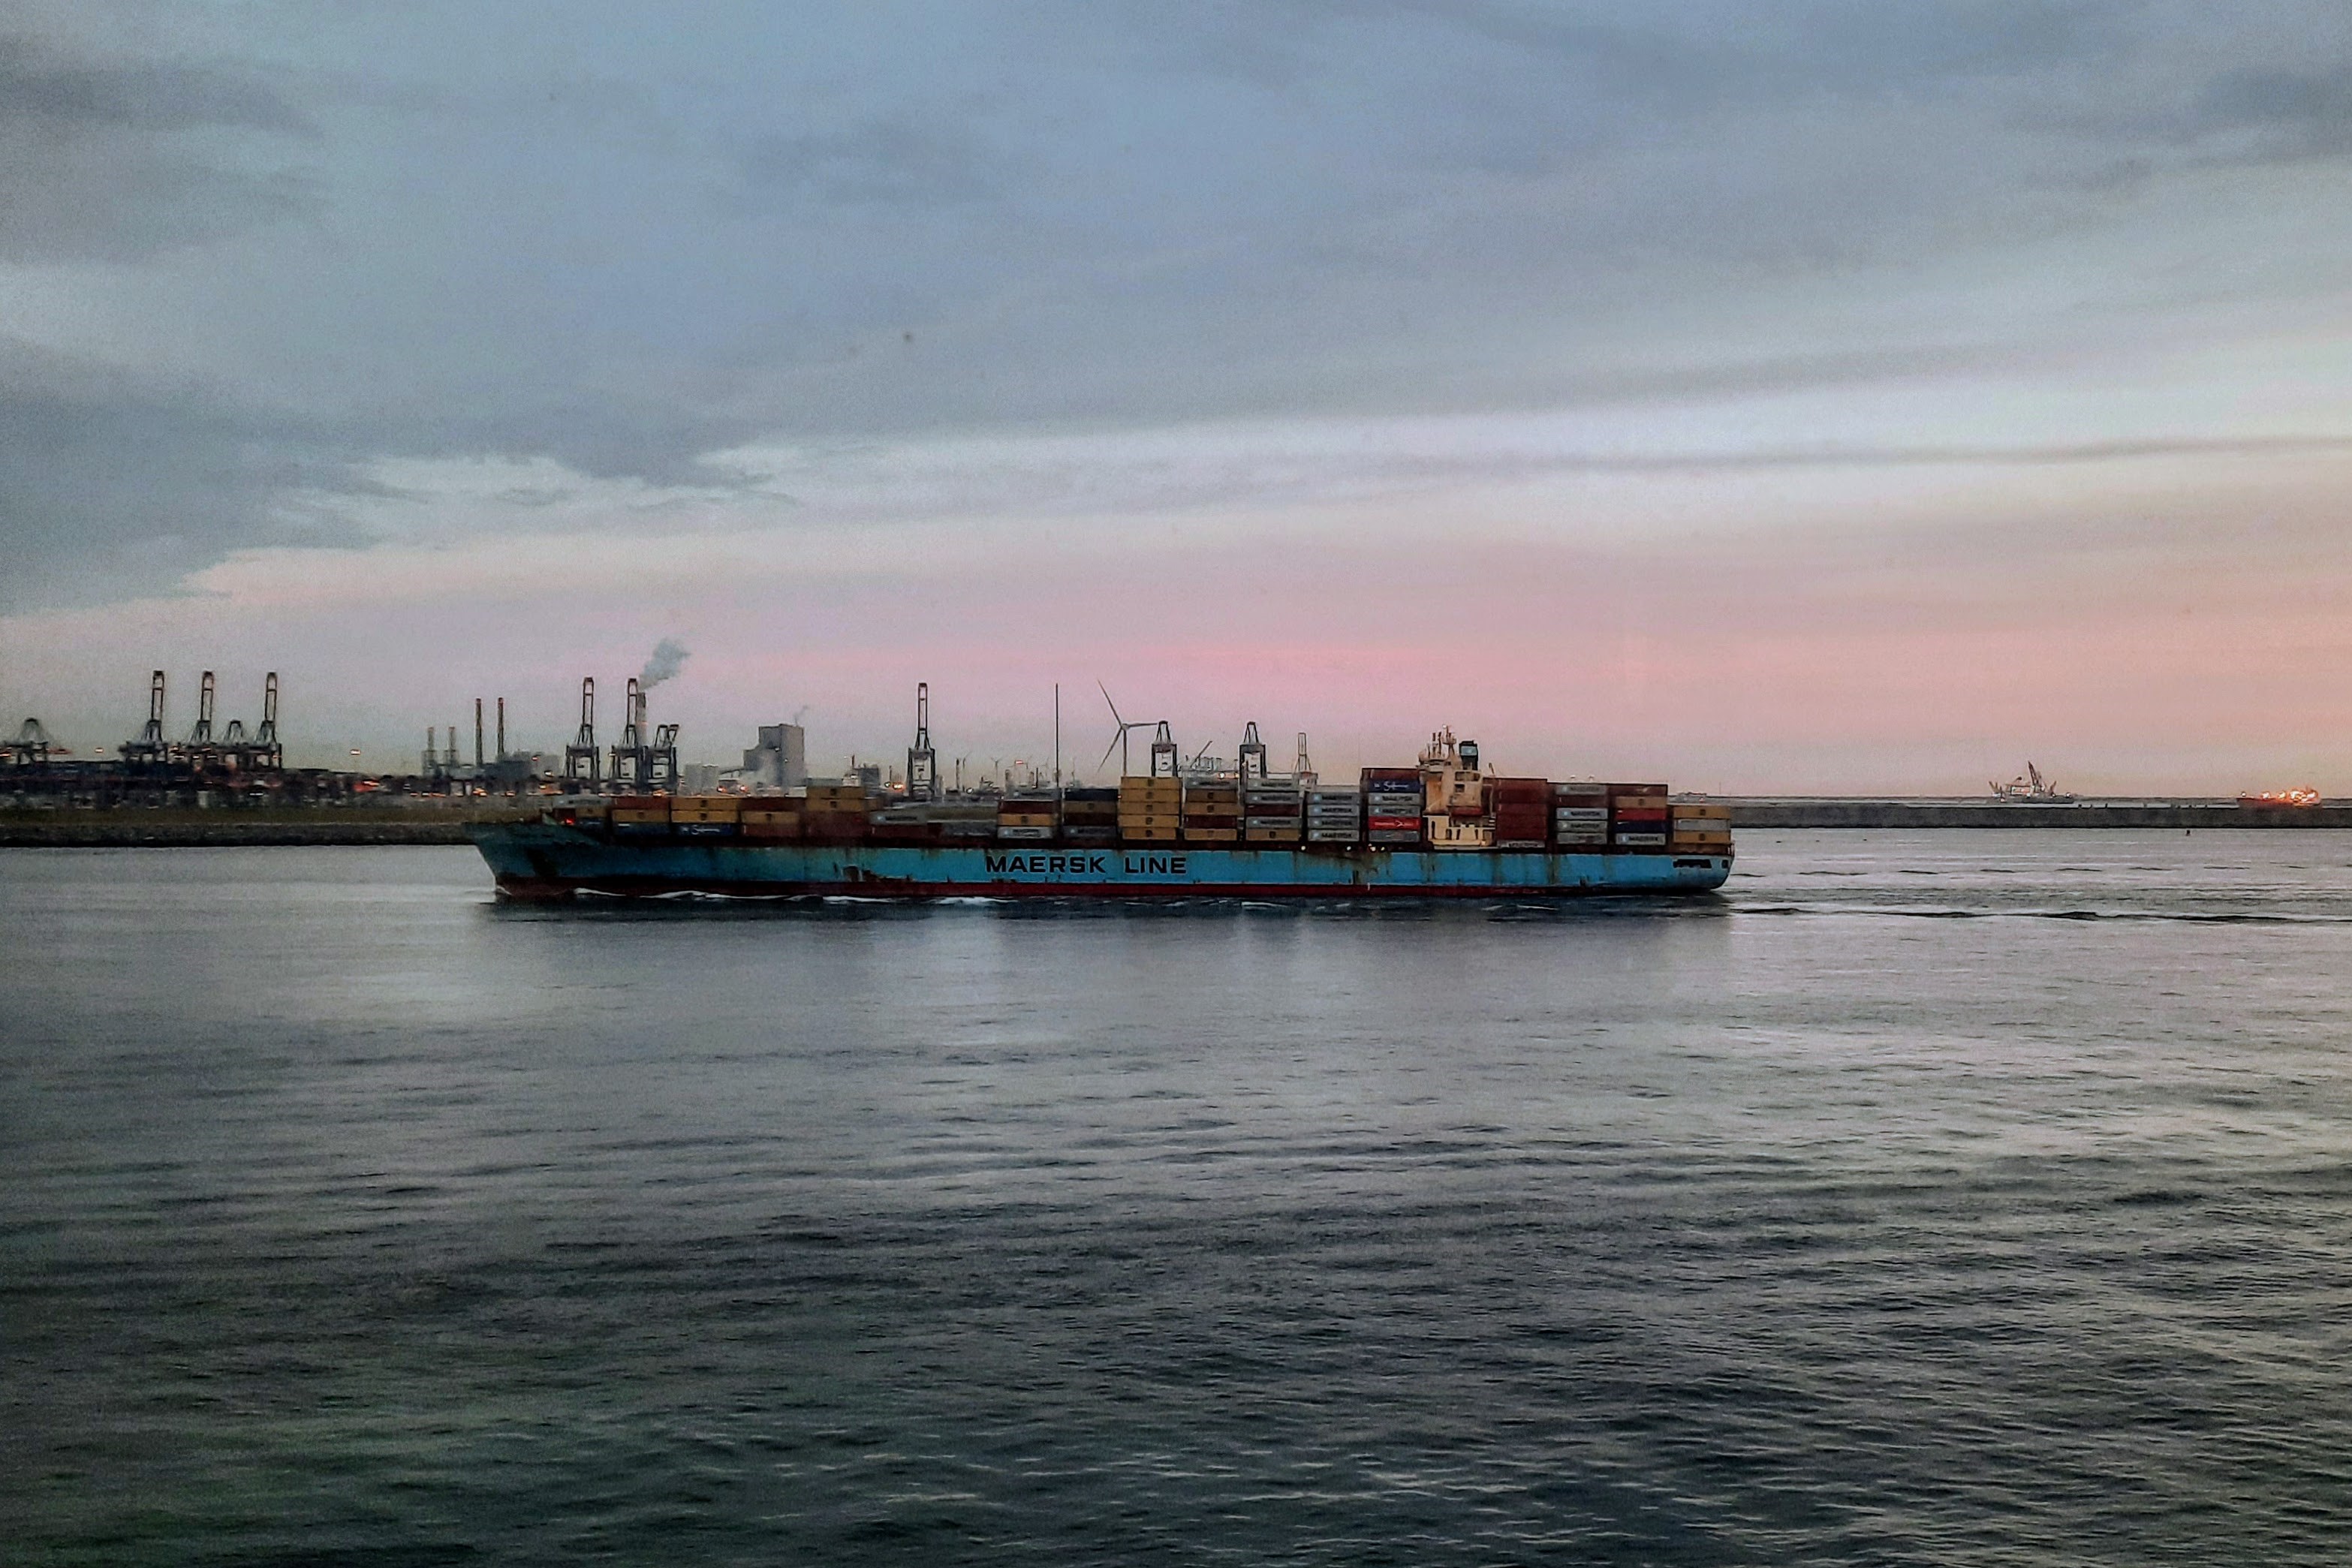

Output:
xmin=0 ymin=32 xmax=310 ymax=134
xmin=0 ymin=342 xmax=378 ymax=610
xmin=734 ymin=119 xmax=1002 ymax=206
xmin=0 ymin=32 xmax=315 ymax=262
xmin=2175 ymin=68 xmax=2352 ymax=161
xmin=8 ymin=3 xmax=2352 ymax=612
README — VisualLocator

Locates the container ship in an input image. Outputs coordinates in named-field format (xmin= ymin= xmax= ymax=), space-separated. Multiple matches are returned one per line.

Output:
xmin=471 ymin=720 xmax=1732 ymax=902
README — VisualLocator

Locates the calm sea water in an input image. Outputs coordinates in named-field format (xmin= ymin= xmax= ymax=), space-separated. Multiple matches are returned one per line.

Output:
xmin=5 ymin=831 xmax=2350 ymax=1565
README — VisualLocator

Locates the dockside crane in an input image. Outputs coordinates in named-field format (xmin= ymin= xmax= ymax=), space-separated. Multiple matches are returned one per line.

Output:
xmin=187 ymin=672 xmax=216 ymax=749
xmin=1237 ymin=722 xmax=1268 ymax=784
xmin=564 ymin=677 xmax=601 ymax=790
xmin=650 ymin=721 xmax=680 ymax=793
xmin=7 ymin=718 xmax=55 ymax=768
xmin=253 ymin=674 xmax=281 ymax=771
xmin=907 ymin=682 xmax=939 ymax=802
xmin=612 ymin=677 xmax=649 ymax=790
xmin=122 ymin=670 xmax=169 ymax=767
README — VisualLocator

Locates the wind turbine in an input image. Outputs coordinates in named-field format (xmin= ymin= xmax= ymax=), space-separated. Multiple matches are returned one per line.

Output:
xmin=1098 ymin=682 xmax=1157 ymax=779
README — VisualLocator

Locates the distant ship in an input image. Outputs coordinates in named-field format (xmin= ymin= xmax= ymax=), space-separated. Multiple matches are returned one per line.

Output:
xmin=1989 ymin=762 xmax=2075 ymax=803
xmin=2238 ymin=787 xmax=2321 ymax=808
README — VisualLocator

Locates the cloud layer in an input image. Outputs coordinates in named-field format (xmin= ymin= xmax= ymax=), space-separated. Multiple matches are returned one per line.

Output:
xmin=4 ymin=3 xmax=2350 ymax=788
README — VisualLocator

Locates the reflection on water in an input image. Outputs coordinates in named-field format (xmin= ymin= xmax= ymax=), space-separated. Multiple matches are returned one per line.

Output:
xmin=5 ymin=833 xmax=2350 ymax=1564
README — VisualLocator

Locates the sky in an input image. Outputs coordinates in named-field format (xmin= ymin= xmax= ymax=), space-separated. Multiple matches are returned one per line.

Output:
xmin=4 ymin=1 xmax=2351 ymax=793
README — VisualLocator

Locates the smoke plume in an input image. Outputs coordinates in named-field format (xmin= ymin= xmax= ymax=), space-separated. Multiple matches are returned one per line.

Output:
xmin=639 ymin=638 xmax=690 ymax=689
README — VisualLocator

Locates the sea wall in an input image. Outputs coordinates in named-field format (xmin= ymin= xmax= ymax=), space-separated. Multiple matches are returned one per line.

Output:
xmin=0 ymin=809 xmax=525 ymax=847
xmin=1720 ymin=801 xmax=2352 ymax=829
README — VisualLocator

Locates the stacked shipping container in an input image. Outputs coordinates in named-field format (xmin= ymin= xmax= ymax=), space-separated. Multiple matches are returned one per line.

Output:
xmin=1242 ymin=779 xmax=1304 ymax=843
xmin=741 ymin=799 xmax=803 ymax=841
xmin=870 ymin=803 xmax=941 ymax=844
xmin=1061 ymin=787 xmax=1120 ymax=846
xmin=997 ymin=795 xmax=1058 ymax=841
xmin=805 ymin=782 xmax=871 ymax=843
xmin=670 ymin=794 xmax=742 ymax=840
xmin=1119 ymin=776 xmax=1182 ymax=842
xmin=1362 ymin=767 xmax=1423 ymax=845
xmin=1551 ymin=783 xmax=1608 ymax=848
xmin=610 ymin=794 xmax=670 ymax=839
xmin=1182 ymin=781 xmax=1240 ymax=843
xmin=551 ymin=761 xmax=1727 ymax=862
xmin=1609 ymin=784 xmax=1669 ymax=849
xmin=1670 ymin=802 xmax=1732 ymax=852
xmin=1489 ymin=778 xmax=1549 ymax=850
xmin=1305 ymin=788 xmax=1363 ymax=844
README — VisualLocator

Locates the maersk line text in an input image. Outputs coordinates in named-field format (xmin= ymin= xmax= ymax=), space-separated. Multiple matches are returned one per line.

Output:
xmin=984 ymin=852 xmax=1191 ymax=876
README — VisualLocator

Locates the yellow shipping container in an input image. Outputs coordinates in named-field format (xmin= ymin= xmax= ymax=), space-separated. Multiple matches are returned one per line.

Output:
xmin=1121 ymin=827 xmax=1179 ymax=842
xmin=1182 ymin=827 xmax=1239 ymax=843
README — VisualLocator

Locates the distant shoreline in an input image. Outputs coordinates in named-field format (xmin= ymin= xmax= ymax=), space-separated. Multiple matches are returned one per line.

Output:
xmin=1719 ymin=801 xmax=2352 ymax=829
xmin=2 ymin=799 xmax=2346 ymax=847
xmin=0 ymin=808 xmax=521 ymax=847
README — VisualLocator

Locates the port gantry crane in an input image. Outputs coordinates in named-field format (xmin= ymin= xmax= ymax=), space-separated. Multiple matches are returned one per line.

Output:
xmin=564 ymin=677 xmax=601 ymax=791
xmin=122 ymin=670 xmax=170 ymax=768
xmin=608 ymin=676 xmax=679 ymax=793
xmin=186 ymin=672 xmax=216 ymax=749
xmin=250 ymin=673 xmax=282 ymax=772
xmin=906 ymin=682 xmax=939 ymax=802
xmin=6 ymin=718 xmax=56 ymax=769
xmin=1236 ymin=721 xmax=1269 ymax=784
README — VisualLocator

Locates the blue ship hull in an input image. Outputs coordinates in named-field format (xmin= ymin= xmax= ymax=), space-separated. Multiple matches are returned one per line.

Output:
xmin=471 ymin=823 xmax=1732 ymax=901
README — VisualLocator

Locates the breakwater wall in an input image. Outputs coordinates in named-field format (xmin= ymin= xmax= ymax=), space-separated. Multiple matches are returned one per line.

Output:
xmin=0 ymin=809 xmax=526 ymax=847
xmin=1721 ymin=801 xmax=2352 ymax=829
